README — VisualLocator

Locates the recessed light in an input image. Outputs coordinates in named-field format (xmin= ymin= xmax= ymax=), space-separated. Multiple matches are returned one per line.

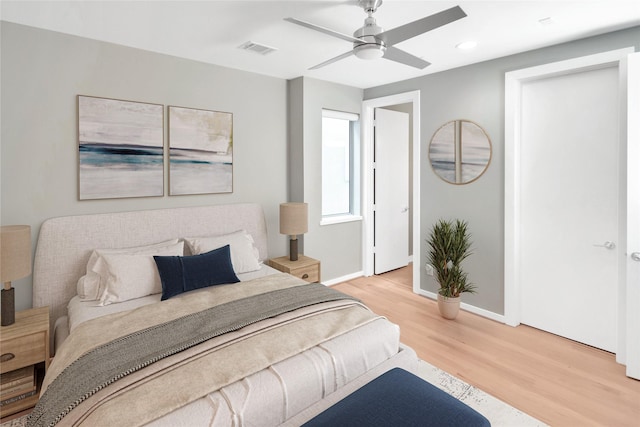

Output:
xmin=456 ymin=41 xmax=477 ymax=50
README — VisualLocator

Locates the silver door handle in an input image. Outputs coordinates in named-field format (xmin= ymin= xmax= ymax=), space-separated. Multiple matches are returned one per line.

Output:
xmin=632 ymin=252 xmax=640 ymax=262
xmin=401 ymin=207 xmax=409 ymax=213
xmin=593 ymin=241 xmax=615 ymax=249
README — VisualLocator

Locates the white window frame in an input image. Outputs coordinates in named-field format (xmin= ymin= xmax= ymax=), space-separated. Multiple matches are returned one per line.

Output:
xmin=320 ymin=109 xmax=362 ymax=226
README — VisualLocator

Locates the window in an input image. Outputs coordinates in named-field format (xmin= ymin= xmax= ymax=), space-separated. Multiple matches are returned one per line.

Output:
xmin=321 ymin=109 xmax=361 ymax=224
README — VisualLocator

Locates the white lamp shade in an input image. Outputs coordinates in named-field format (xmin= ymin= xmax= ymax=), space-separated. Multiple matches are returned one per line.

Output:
xmin=1 ymin=225 xmax=32 ymax=282
xmin=279 ymin=203 xmax=308 ymax=236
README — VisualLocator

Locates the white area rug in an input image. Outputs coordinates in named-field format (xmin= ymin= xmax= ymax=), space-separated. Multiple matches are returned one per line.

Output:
xmin=2 ymin=361 xmax=547 ymax=427
xmin=417 ymin=360 xmax=548 ymax=427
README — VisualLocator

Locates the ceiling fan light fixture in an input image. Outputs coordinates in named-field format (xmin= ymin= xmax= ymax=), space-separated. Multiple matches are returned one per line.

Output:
xmin=354 ymin=43 xmax=386 ymax=60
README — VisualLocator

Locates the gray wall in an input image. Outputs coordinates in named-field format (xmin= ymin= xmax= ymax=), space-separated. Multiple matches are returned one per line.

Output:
xmin=365 ymin=26 xmax=640 ymax=315
xmin=1 ymin=22 xmax=289 ymax=310
xmin=288 ymin=77 xmax=364 ymax=281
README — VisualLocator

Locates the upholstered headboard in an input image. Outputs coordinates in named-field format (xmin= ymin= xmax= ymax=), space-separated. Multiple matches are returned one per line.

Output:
xmin=33 ymin=203 xmax=269 ymax=338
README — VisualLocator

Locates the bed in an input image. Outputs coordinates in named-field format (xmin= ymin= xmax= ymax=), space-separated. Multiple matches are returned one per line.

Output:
xmin=29 ymin=203 xmax=418 ymax=426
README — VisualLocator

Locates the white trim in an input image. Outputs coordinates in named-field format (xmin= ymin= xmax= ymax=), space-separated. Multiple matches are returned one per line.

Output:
xmin=326 ymin=269 xmax=505 ymax=323
xmin=416 ymin=289 xmax=506 ymax=323
xmin=324 ymin=271 xmax=364 ymax=287
xmin=322 ymin=109 xmax=360 ymax=121
xmin=624 ymin=52 xmax=640 ymax=379
xmin=504 ymin=48 xmax=634 ymax=332
xmin=320 ymin=215 xmax=363 ymax=226
xmin=362 ymin=91 xmax=421 ymax=295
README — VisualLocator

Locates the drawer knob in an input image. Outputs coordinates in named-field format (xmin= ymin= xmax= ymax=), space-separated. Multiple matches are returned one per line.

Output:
xmin=0 ymin=353 xmax=15 ymax=362
xmin=302 ymin=274 xmax=309 ymax=279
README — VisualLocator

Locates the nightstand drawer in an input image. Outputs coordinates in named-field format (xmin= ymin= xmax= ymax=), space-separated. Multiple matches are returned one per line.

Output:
xmin=0 ymin=332 xmax=46 ymax=373
xmin=290 ymin=264 xmax=320 ymax=282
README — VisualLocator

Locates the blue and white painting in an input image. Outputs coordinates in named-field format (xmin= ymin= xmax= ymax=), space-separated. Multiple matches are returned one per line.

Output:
xmin=78 ymin=96 xmax=164 ymax=200
xmin=168 ymin=106 xmax=233 ymax=195
xmin=429 ymin=120 xmax=491 ymax=184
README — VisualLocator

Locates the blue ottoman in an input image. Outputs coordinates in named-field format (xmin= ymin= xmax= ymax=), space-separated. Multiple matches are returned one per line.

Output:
xmin=303 ymin=368 xmax=491 ymax=426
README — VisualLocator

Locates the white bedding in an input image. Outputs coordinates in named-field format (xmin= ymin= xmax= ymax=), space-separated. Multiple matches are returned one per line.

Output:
xmin=147 ymin=318 xmax=402 ymax=427
xmin=66 ymin=264 xmax=278 ymax=335
xmin=59 ymin=268 xmax=405 ymax=426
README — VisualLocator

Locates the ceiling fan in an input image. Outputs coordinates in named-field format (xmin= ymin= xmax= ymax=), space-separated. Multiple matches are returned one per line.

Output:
xmin=285 ymin=0 xmax=467 ymax=70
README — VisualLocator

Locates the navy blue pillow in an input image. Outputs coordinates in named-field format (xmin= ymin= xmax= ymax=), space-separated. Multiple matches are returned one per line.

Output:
xmin=154 ymin=244 xmax=240 ymax=301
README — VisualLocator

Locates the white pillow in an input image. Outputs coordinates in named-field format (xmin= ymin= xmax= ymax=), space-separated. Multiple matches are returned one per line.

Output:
xmin=98 ymin=242 xmax=184 ymax=306
xmin=184 ymin=230 xmax=261 ymax=274
xmin=77 ymin=239 xmax=181 ymax=301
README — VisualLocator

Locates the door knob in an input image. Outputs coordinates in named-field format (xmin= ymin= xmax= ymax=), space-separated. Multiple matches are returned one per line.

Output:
xmin=593 ymin=241 xmax=616 ymax=249
xmin=632 ymin=252 xmax=640 ymax=262
xmin=401 ymin=207 xmax=409 ymax=213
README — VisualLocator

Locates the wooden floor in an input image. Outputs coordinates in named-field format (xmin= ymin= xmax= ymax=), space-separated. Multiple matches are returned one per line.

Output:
xmin=333 ymin=265 xmax=640 ymax=427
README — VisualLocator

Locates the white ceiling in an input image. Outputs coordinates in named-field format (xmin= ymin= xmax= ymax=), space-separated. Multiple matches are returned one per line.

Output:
xmin=2 ymin=1 xmax=639 ymax=89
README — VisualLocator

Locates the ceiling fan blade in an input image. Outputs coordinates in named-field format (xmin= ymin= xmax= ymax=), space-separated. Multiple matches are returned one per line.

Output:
xmin=309 ymin=51 xmax=355 ymax=70
xmin=383 ymin=46 xmax=430 ymax=69
xmin=284 ymin=17 xmax=361 ymax=44
xmin=379 ymin=5 xmax=467 ymax=46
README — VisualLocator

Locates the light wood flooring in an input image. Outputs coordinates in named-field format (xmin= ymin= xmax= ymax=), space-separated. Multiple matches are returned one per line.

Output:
xmin=333 ymin=264 xmax=640 ymax=427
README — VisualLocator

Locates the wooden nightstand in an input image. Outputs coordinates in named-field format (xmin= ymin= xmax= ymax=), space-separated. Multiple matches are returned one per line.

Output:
xmin=267 ymin=255 xmax=321 ymax=283
xmin=0 ymin=306 xmax=50 ymax=418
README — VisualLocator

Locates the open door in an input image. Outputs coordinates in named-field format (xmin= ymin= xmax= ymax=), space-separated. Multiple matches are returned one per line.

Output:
xmin=373 ymin=107 xmax=409 ymax=274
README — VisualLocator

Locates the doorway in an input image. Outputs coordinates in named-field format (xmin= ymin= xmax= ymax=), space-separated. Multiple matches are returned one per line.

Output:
xmin=505 ymin=48 xmax=637 ymax=375
xmin=362 ymin=91 xmax=420 ymax=289
xmin=373 ymin=107 xmax=410 ymax=274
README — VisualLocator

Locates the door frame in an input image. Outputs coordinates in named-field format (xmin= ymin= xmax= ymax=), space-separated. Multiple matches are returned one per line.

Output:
xmin=624 ymin=51 xmax=640 ymax=378
xmin=362 ymin=91 xmax=420 ymax=292
xmin=504 ymin=47 xmax=633 ymax=358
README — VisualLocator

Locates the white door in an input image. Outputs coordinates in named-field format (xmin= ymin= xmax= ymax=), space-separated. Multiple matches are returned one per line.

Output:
xmin=519 ymin=66 xmax=619 ymax=352
xmin=625 ymin=52 xmax=640 ymax=379
xmin=374 ymin=108 xmax=409 ymax=274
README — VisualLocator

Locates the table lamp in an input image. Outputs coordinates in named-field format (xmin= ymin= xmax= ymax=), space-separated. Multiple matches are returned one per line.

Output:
xmin=280 ymin=203 xmax=308 ymax=261
xmin=1 ymin=225 xmax=32 ymax=326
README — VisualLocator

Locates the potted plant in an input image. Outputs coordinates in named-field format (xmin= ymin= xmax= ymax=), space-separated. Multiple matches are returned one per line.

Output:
xmin=426 ymin=219 xmax=476 ymax=319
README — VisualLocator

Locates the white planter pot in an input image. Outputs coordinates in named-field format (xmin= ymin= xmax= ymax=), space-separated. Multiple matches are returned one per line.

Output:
xmin=437 ymin=294 xmax=461 ymax=320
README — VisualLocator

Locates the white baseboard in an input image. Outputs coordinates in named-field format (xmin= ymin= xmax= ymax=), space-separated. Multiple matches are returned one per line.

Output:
xmin=325 ymin=271 xmax=506 ymax=324
xmin=416 ymin=289 xmax=506 ymax=323
xmin=324 ymin=271 xmax=364 ymax=287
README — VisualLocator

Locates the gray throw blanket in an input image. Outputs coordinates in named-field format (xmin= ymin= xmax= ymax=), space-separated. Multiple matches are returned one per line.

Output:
xmin=28 ymin=283 xmax=357 ymax=427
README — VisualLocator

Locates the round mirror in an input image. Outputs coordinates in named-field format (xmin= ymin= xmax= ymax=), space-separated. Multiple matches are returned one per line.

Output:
xmin=428 ymin=120 xmax=492 ymax=184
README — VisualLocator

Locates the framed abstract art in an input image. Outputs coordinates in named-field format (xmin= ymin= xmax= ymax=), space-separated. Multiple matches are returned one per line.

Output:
xmin=78 ymin=95 xmax=164 ymax=200
xmin=168 ymin=106 xmax=233 ymax=195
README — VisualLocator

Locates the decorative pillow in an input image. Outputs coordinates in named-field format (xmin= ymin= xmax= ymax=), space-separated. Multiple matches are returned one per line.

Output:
xmin=184 ymin=230 xmax=261 ymax=274
xmin=77 ymin=239 xmax=181 ymax=301
xmin=97 ymin=242 xmax=185 ymax=305
xmin=154 ymin=245 xmax=240 ymax=301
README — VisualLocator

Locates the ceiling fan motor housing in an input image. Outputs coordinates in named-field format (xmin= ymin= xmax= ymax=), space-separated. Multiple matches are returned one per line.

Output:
xmin=353 ymin=16 xmax=386 ymax=59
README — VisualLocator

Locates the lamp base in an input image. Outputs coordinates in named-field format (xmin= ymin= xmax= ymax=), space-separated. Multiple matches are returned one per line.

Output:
xmin=1 ymin=287 xmax=15 ymax=326
xmin=289 ymin=238 xmax=298 ymax=261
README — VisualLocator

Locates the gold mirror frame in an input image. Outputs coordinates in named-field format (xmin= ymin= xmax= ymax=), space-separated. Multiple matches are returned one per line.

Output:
xmin=428 ymin=119 xmax=492 ymax=185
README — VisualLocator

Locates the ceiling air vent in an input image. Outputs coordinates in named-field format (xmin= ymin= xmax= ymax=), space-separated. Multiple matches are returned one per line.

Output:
xmin=238 ymin=41 xmax=278 ymax=56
